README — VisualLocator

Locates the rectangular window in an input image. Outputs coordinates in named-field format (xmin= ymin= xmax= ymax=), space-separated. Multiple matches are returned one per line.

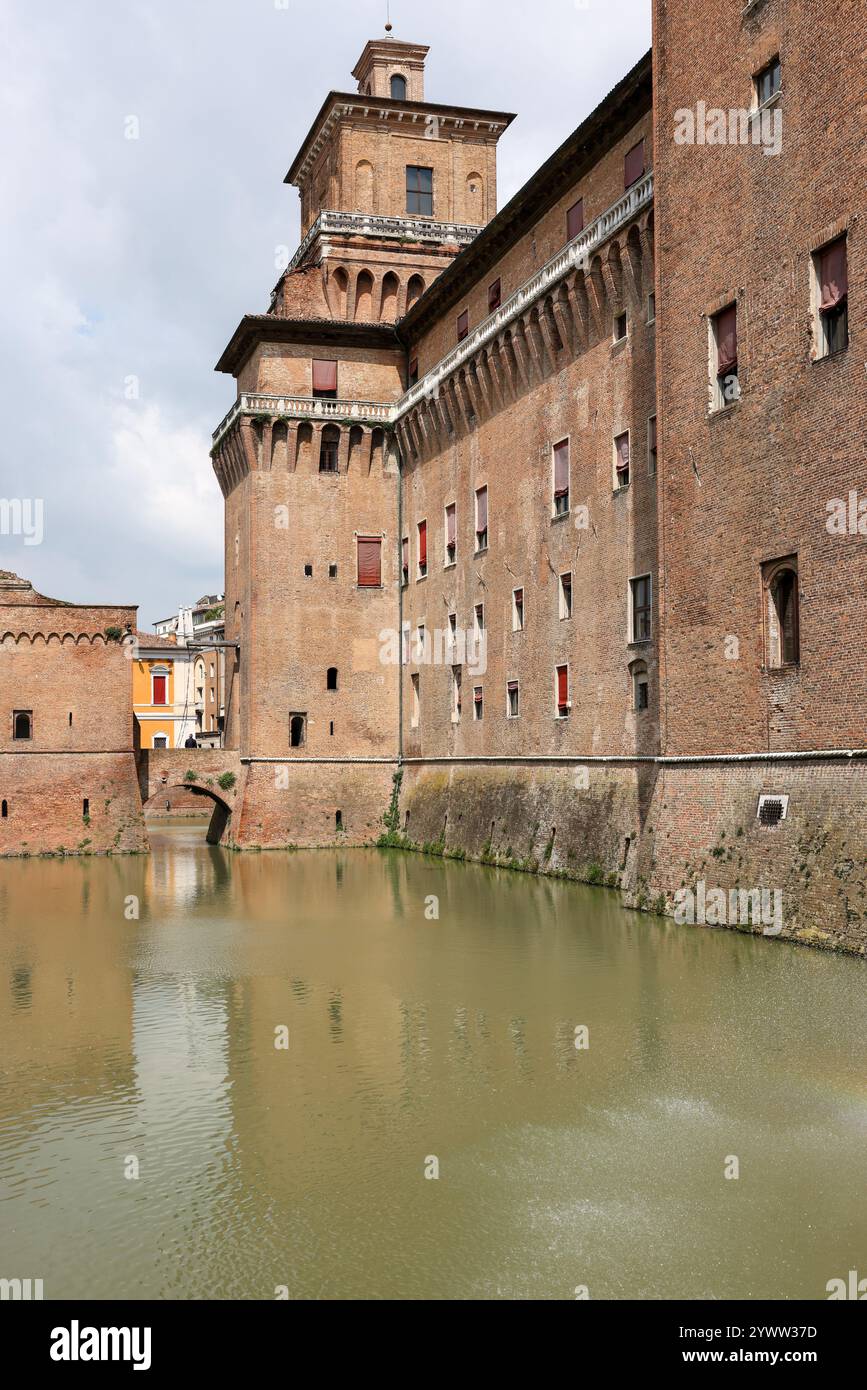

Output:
xmin=559 ymin=571 xmax=573 ymax=620
xmin=417 ymin=520 xmax=427 ymax=577
xmin=12 ymin=710 xmax=33 ymax=740
xmin=410 ymin=672 xmax=420 ymax=728
xmin=152 ymin=674 xmax=167 ymax=706
xmin=507 ymin=680 xmax=520 ymax=718
xmin=614 ymin=312 xmax=628 ymax=342
xmin=401 ymin=537 xmax=409 ymax=586
xmin=647 ymin=291 xmax=656 ymax=323
xmin=566 ymin=197 xmax=584 ymax=241
xmin=630 ymin=575 xmax=652 ymax=642
xmin=408 ymin=354 xmax=419 ymax=386
xmin=475 ymin=486 xmax=488 ymax=551
xmin=406 ymin=165 xmax=433 ymax=217
xmin=648 ymin=414 xmax=657 ymax=475
xmin=474 ymin=602 xmax=485 ymax=641
xmin=488 ymin=278 xmax=501 ymax=313
xmin=711 ymin=303 xmax=739 ymax=408
xmin=813 ymin=236 xmax=849 ymax=358
xmin=444 ymin=503 xmax=456 ymax=565
xmin=556 ymin=664 xmax=570 ymax=718
xmin=414 ymin=624 xmax=426 ymax=664
xmin=457 ymin=309 xmax=469 ymax=342
xmin=401 ymin=621 xmax=410 ymax=665
xmin=319 ymin=433 xmax=339 ymax=472
xmin=512 ymin=587 xmax=524 ymax=632
xmin=553 ymin=438 xmax=570 ymax=515
xmin=451 ymin=666 xmax=462 ymax=721
xmin=755 ymin=56 xmax=781 ymax=107
xmin=357 ymin=536 xmax=382 ymax=588
xmin=624 ymin=139 xmax=645 ymax=189
xmin=614 ymin=431 xmax=630 ymax=488
xmin=312 ymin=358 xmax=338 ymax=398
xmin=473 ymin=685 xmax=483 ymax=720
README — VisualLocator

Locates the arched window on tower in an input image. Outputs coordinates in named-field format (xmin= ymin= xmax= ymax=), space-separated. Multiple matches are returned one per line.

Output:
xmin=390 ymin=74 xmax=407 ymax=100
xmin=326 ymin=667 xmax=338 ymax=691
xmin=12 ymin=710 xmax=32 ymax=740
xmin=406 ymin=274 xmax=425 ymax=310
xmin=763 ymin=558 xmax=800 ymax=668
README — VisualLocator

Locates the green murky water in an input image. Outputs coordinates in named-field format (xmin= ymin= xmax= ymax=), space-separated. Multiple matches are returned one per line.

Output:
xmin=0 ymin=822 xmax=864 ymax=1300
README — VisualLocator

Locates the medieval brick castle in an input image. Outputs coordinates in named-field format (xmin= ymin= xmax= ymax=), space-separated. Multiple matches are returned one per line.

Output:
xmin=2 ymin=2 xmax=865 ymax=952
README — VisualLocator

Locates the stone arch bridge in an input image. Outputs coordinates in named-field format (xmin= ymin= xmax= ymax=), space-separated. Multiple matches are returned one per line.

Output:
xmin=137 ymin=748 xmax=242 ymax=844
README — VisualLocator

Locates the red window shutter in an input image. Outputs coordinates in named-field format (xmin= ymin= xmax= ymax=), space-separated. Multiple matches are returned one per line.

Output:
xmin=818 ymin=237 xmax=848 ymax=310
xmin=715 ymin=305 xmax=738 ymax=376
xmin=567 ymin=198 xmax=584 ymax=240
xmin=553 ymin=439 xmax=569 ymax=497
xmin=418 ymin=521 xmax=427 ymax=566
xmin=476 ymin=487 xmax=488 ymax=531
xmin=624 ymin=139 xmax=645 ymax=188
xmin=312 ymin=359 xmax=338 ymax=392
xmin=557 ymin=666 xmax=568 ymax=706
xmin=446 ymin=504 xmax=456 ymax=545
xmin=457 ymin=310 xmax=469 ymax=341
xmin=357 ymin=537 xmax=381 ymax=587
xmin=152 ymin=675 xmax=167 ymax=705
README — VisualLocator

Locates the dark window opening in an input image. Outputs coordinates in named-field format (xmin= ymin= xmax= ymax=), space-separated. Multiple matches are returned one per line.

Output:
xmin=326 ymin=667 xmax=338 ymax=691
xmin=488 ymin=278 xmax=501 ymax=313
xmin=304 ymin=564 xmax=313 ymax=577
xmin=406 ymin=165 xmax=433 ymax=217
xmin=390 ymin=74 xmax=407 ymax=100
xmin=319 ymin=430 xmax=339 ymax=472
xmin=83 ymin=799 xmax=89 ymax=818
xmin=648 ymin=415 xmax=658 ymax=475
xmin=560 ymin=572 xmax=573 ymax=619
xmin=1 ymin=801 xmax=7 ymax=818
xmin=755 ymin=56 xmax=781 ymax=106
xmin=816 ymin=236 xmax=849 ymax=356
xmin=457 ymin=309 xmax=469 ymax=342
xmin=401 ymin=537 xmax=409 ymax=586
xmin=290 ymin=714 xmax=307 ymax=748
xmin=631 ymin=575 xmax=652 ymax=641
xmin=614 ymin=311 xmax=627 ymax=342
xmin=767 ymin=565 xmax=800 ymax=667
xmin=13 ymin=710 xmax=32 ymax=740
xmin=329 ymin=721 xmax=334 ymax=736
xmin=68 ymin=711 xmax=73 ymax=727
xmin=328 ymin=563 xmax=337 ymax=578
xmin=408 ymin=354 xmax=419 ymax=386
xmin=335 ymin=809 xmax=344 ymax=830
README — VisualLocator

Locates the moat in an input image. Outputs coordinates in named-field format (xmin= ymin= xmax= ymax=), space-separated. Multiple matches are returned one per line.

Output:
xmin=0 ymin=822 xmax=864 ymax=1300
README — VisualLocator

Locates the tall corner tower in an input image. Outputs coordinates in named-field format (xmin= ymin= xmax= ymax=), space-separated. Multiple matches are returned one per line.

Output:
xmin=209 ymin=30 xmax=514 ymax=847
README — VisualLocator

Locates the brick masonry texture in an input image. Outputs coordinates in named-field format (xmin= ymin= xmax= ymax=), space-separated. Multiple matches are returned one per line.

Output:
xmin=207 ymin=25 xmax=866 ymax=952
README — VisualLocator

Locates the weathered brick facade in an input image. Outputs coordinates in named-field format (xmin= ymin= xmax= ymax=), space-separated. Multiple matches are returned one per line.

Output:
xmin=0 ymin=573 xmax=147 ymax=856
xmin=211 ymin=21 xmax=865 ymax=950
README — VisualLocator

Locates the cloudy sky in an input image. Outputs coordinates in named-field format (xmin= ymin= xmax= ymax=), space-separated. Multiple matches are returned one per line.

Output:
xmin=0 ymin=0 xmax=650 ymax=628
